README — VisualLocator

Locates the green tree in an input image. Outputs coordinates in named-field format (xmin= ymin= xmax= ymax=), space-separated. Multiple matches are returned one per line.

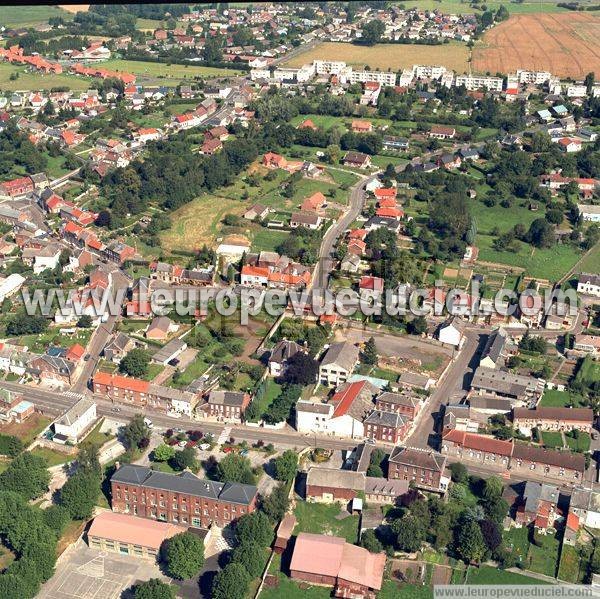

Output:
xmin=77 ymin=315 xmax=93 ymax=328
xmin=231 ymin=541 xmax=265 ymax=577
xmin=0 ymin=452 xmax=50 ymax=501
xmin=483 ymin=476 xmax=504 ymax=501
xmin=361 ymin=20 xmax=385 ymax=45
xmin=274 ymin=450 xmax=298 ymax=482
xmin=393 ymin=515 xmax=425 ymax=552
xmin=366 ymin=463 xmax=384 ymax=477
xmin=217 ymin=453 xmax=255 ymax=484
xmin=43 ymin=504 xmax=71 ymax=536
xmin=448 ymin=462 xmax=468 ymax=484
xmin=172 ymin=446 xmax=198 ymax=472
xmin=163 ymin=532 xmax=205 ymax=580
xmin=360 ymin=529 xmax=384 ymax=553
xmin=212 ymin=562 xmax=251 ymax=599
xmin=407 ymin=316 xmax=428 ymax=336
xmin=361 ymin=337 xmax=378 ymax=366
xmin=261 ymin=483 xmax=290 ymax=522
xmin=236 ymin=511 xmax=274 ymax=548
xmin=456 ymin=519 xmax=487 ymax=563
xmin=134 ymin=578 xmax=176 ymax=599
xmin=119 ymin=348 xmax=151 ymax=378
xmin=60 ymin=471 xmax=101 ymax=519
xmin=122 ymin=414 xmax=151 ymax=450
xmin=153 ymin=443 xmax=176 ymax=462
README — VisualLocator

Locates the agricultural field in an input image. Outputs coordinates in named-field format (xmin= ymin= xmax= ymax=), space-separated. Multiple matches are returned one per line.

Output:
xmin=284 ymin=41 xmax=470 ymax=72
xmin=397 ymin=0 xmax=569 ymax=13
xmin=473 ymin=13 xmax=600 ymax=79
xmin=0 ymin=63 xmax=93 ymax=92
xmin=1 ymin=5 xmax=74 ymax=27
xmin=97 ymin=59 xmax=243 ymax=83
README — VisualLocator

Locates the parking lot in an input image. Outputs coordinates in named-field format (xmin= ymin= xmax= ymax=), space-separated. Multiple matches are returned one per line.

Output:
xmin=39 ymin=540 xmax=172 ymax=599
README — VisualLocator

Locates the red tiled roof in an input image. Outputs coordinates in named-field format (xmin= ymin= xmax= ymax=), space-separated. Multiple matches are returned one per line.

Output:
xmin=443 ymin=429 xmax=513 ymax=457
xmin=374 ymin=188 xmax=397 ymax=200
xmin=331 ymin=381 xmax=367 ymax=418
xmin=93 ymin=371 xmax=150 ymax=394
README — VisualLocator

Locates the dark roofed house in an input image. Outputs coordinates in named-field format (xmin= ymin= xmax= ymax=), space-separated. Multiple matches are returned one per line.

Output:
xmin=388 ymin=446 xmax=449 ymax=493
xmin=471 ymin=366 xmax=543 ymax=401
xmin=103 ymin=332 xmax=136 ymax=363
xmin=513 ymin=407 xmax=593 ymax=433
xmin=364 ymin=410 xmax=410 ymax=444
xmin=511 ymin=443 xmax=585 ymax=481
xmin=269 ymin=339 xmax=305 ymax=377
xmin=343 ymin=151 xmax=371 ymax=169
xmin=204 ymin=390 xmax=251 ymax=423
xmin=375 ymin=391 xmax=422 ymax=420
xmin=110 ymin=463 xmax=257 ymax=529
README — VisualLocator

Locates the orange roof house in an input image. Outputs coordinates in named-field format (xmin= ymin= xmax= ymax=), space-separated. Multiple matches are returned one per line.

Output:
xmin=376 ymin=206 xmax=404 ymax=219
xmin=351 ymin=119 xmax=373 ymax=133
xmin=297 ymin=118 xmax=318 ymax=131
xmin=374 ymin=188 xmax=397 ymax=201
xmin=377 ymin=198 xmax=397 ymax=208
xmin=262 ymin=151 xmax=287 ymax=169
xmin=301 ymin=191 xmax=326 ymax=212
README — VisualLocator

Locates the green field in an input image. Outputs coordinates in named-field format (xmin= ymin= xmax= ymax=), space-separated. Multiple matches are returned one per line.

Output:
xmin=0 ymin=63 xmax=93 ymax=92
xmin=577 ymin=241 xmax=600 ymax=275
xmin=466 ymin=565 xmax=547 ymax=585
xmin=293 ymin=502 xmax=360 ymax=544
xmin=98 ymin=59 xmax=243 ymax=82
xmin=541 ymin=431 xmax=564 ymax=449
xmin=540 ymin=389 xmax=586 ymax=408
xmin=30 ymin=446 xmax=73 ymax=467
xmin=248 ymin=379 xmax=282 ymax=422
xmin=251 ymin=228 xmax=290 ymax=253
xmin=528 ymin=532 xmax=560 ymax=578
xmin=396 ymin=0 xmax=568 ymax=13
xmin=0 ymin=5 xmax=74 ymax=27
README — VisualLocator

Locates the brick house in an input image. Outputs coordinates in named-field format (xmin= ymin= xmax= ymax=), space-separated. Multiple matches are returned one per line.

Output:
xmin=388 ymin=446 xmax=449 ymax=493
xmin=92 ymin=372 xmax=163 ymax=410
xmin=28 ymin=355 xmax=75 ymax=387
xmin=110 ymin=463 xmax=258 ymax=529
xmin=306 ymin=468 xmax=366 ymax=503
xmin=375 ymin=391 xmax=421 ymax=420
xmin=203 ymin=390 xmax=250 ymax=422
xmin=442 ymin=429 xmax=512 ymax=468
xmin=513 ymin=407 xmax=593 ymax=433
xmin=0 ymin=176 xmax=34 ymax=197
xmin=364 ymin=410 xmax=410 ymax=444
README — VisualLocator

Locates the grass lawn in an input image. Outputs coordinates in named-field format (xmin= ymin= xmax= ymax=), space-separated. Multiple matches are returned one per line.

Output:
xmin=30 ymin=446 xmax=74 ymax=467
xmin=294 ymin=501 xmax=360 ymax=544
xmin=504 ymin=527 xmax=531 ymax=566
xmin=527 ymin=531 xmax=560 ymax=578
xmin=575 ymin=356 xmax=600 ymax=387
xmin=565 ymin=432 xmax=590 ymax=453
xmin=248 ymin=379 xmax=282 ymax=422
xmin=466 ymin=565 xmax=546 ymax=585
xmin=558 ymin=543 xmax=586 ymax=583
xmin=477 ymin=234 xmax=581 ymax=281
xmin=1 ymin=5 xmax=74 ymax=27
xmin=284 ymin=41 xmax=469 ymax=72
xmin=99 ymin=59 xmax=243 ymax=82
xmin=577 ymin=241 xmax=600 ymax=275
xmin=0 ymin=63 xmax=93 ymax=92
xmin=251 ymin=228 xmax=289 ymax=253
xmin=378 ymin=581 xmax=432 ymax=599
xmin=541 ymin=431 xmax=564 ymax=449
xmin=540 ymin=389 xmax=586 ymax=408
xmin=80 ymin=418 xmax=114 ymax=450
xmin=143 ymin=363 xmax=165 ymax=382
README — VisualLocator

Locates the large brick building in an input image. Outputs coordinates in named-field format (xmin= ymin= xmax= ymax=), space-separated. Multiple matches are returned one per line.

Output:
xmin=513 ymin=407 xmax=594 ymax=433
xmin=375 ymin=391 xmax=422 ymax=420
xmin=110 ymin=463 xmax=258 ymax=529
xmin=388 ymin=446 xmax=449 ymax=493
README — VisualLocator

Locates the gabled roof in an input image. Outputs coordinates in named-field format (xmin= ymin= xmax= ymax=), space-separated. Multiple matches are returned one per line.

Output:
xmin=442 ymin=429 xmax=513 ymax=457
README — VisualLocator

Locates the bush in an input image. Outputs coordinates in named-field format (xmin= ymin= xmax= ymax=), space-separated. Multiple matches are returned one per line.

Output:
xmin=0 ymin=434 xmax=24 ymax=457
xmin=162 ymin=532 xmax=205 ymax=580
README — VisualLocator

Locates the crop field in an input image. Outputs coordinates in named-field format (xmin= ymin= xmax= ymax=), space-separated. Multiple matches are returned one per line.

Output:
xmin=2 ymin=5 xmax=74 ymax=27
xmin=284 ymin=41 xmax=469 ymax=72
xmin=473 ymin=13 xmax=600 ymax=78
xmin=0 ymin=64 xmax=93 ymax=92
xmin=397 ymin=0 xmax=569 ymax=13
xmin=98 ymin=59 xmax=244 ymax=83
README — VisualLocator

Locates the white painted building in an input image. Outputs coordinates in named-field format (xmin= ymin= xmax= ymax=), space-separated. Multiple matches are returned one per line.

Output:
xmin=313 ymin=60 xmax=347 ymax=75
xmin=413 ymin=65 xmax=447 ymax=80
xmin=578 ymin=204 xmax=600 ymax=222
xmin=567 ymin=85 xmax=587 ymax=98
xmin=577 ymin=273 xmax=600 ymax=297
xmin=516 ymin=70 xmax=552 ymax=84
xmin=53 ymin=398 xmax=97 ymax=443
xmin=455 ymin=74 xmax=503 ymax=91
xmin=0 ymin=273 xmax=25 ymax=303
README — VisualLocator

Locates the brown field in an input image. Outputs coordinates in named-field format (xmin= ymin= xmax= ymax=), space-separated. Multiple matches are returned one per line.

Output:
xmin=284 ymin=41 xmax=469 ymax=73
xmin=58 ymin=4 xmax=89 ymax=13
xmin=473 ymin=13 xmax=600 ymax=78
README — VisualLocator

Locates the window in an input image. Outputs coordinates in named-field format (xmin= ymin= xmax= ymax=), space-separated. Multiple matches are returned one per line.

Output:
xmin=192 ymin=518 xmax=201 ymax=527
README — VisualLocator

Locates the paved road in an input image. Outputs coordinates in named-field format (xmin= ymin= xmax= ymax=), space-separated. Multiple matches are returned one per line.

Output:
xmin=311 ymin=172 xmax=377 ymax=292
xmin=405 ymin=330 xmax=486 ymax=450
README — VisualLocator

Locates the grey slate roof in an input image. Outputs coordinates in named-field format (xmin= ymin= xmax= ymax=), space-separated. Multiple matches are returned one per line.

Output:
xmin=482 ymin=328 xmax=508 ymax=365
xmin=270 ymin=339 xmax=304 ymax=365
xmin=320 ymin=342 xmax=360 ymax=372
xmin=56 ymin=397 xmax=95 ymax=426
xmin=376 ymin=391 xmax=420 ymax=408
xmin=111 ymin=463 xmax=257 ymax=505
xmin=364 ymin=409 xmax=407 ymax=428
xmin=208 ymin=390 xmax=247 ymax=407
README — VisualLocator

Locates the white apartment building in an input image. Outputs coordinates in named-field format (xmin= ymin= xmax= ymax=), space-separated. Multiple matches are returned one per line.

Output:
xmin=413 ymin=65 xmax=447 ymax=80
xmin=399 ymin=69 xmax=414 ymax=86
xmin=567 ymin=85 xmax=587 ymax=98
xmin=341 ymin=68 xmax=396 ymax=86
xmin=54 ymin=398 xmax=97 ymax=443
xmin=455 ymin=74 xmax=503 ymax=91
xmin=313 ymin=60 xmax=347 ymax=75
xmin=516 ymin=70 xmax=552 ymax=84
xmin=250 ymin=68 xmax=271 ymax=81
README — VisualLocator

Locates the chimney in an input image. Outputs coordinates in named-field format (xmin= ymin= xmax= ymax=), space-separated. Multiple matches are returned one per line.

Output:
xmin=114 ymin=461 xmax=120 ymax=470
